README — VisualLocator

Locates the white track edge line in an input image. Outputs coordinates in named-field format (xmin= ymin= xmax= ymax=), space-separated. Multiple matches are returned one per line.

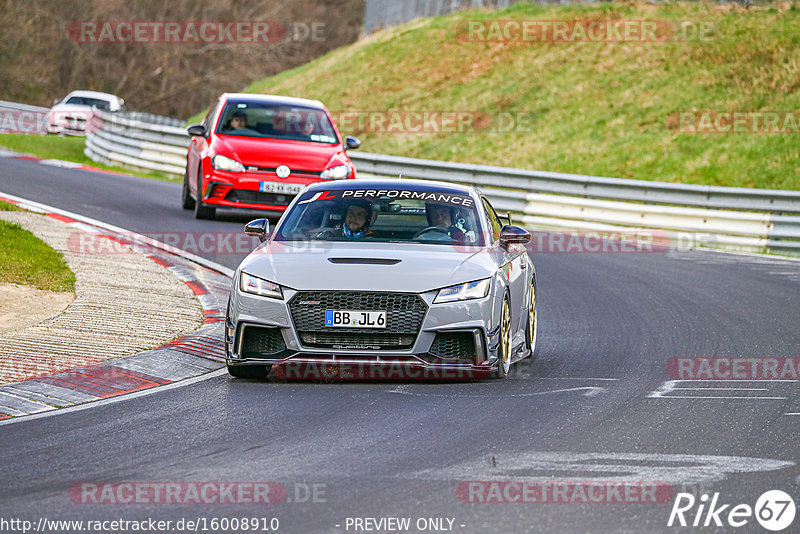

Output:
xmin=0 ymin=369 xmax=228 ymax=427
xmin=0 ymin=191 xmax=234 ymax=425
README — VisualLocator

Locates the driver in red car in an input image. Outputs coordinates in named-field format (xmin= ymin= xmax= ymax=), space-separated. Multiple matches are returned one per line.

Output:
xmin=230 ymin=110 xmax=248 ymax=130
xmin=224 ymin=110 xmax=259 ymax=135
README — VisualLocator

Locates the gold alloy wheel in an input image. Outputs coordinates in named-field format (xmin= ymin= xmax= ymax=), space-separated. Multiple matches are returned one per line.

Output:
xmin=496 ymin=296 xmax=512 ymax=378
xmin=527 ymin=284 xmax=537 ymax=353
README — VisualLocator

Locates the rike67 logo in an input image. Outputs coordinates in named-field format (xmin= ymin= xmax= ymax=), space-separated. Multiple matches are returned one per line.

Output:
xmin=668 ymin=490 xmax=795 ymax=531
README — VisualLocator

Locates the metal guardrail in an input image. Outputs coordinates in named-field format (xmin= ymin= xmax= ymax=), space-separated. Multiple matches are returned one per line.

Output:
xmin=0 ymin=100 xmax=49 ymax=113
xmin=0 ymin=100 xmax=49 ymax=134
xmin=363 ymin=0 xmax=517 ymax=34
xmin=348 ymin=152 xmax=800 ymax=213
xmin=349 ymin=152 xmax=800 ymax=255
xmin=113 ymin=111 xmax=185 ymax=128
xmin=85 ymin=109 xmax=189 ymax=175
xmin=80 ymin=109 xmax=800 ymax=256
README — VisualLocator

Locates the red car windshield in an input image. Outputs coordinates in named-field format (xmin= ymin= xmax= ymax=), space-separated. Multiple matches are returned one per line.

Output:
xmin=216 ymin=101 xmax=339 ymax=144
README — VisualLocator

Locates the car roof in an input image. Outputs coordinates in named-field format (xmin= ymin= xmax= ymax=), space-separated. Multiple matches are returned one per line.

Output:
xmin=64 ymin=90 xmax=121 ymax=101
xmin=305 ymin=178 xmax=476 ymax=196
xmin=220 ymin=93 xmax=325 ymax=109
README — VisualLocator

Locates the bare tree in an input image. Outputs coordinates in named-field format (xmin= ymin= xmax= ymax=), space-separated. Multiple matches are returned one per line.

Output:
xmin=0 ymin=0 xmax=364 ymax=118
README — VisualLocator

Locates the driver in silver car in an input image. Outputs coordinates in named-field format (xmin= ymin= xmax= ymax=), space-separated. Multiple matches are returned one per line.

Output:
xmin=425 ymin=202 xmax=476 ymax=243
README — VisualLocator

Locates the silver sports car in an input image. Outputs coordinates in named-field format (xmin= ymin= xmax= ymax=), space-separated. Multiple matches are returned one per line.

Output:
xmin=225 ymin=178 xmax=537 ymax=380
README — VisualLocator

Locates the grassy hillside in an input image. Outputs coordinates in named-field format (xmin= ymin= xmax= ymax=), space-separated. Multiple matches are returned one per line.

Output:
xmin=232 ymin=2 xmax=799 ymax=190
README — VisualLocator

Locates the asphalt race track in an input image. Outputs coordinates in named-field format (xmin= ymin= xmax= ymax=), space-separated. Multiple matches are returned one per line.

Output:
xmin=1 ymin=159 xmax=799 ymax=533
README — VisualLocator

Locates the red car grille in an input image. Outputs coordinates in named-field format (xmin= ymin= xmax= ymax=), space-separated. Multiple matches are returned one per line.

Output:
xmin=244 ymin=166 xmax=321 ymax=177
xmin=224 ymin=189 xmax=294 ymax=206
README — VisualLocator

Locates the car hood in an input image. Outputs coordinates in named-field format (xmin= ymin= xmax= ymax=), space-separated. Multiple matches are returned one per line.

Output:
xmin=214 ymin=136 xmax=345 ymax=171
xmin=237 ymin=241 xmax=497 ymax=293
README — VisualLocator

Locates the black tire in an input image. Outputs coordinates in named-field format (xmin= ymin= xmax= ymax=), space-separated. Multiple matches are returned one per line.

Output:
xmin=194 ymin=172 xmax=216 ymax=220
xmin=525 ymin=279 xmax=537 ymax=358
xmin=181 ymin=168 xmax=195 ymax=210
xmin=227 ymin=365 xmax=271 ymax=379
xmin=493 ymin=295 xmax=512 ymax=379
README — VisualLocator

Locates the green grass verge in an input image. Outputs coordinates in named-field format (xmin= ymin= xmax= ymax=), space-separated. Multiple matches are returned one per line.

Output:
xmin=0 ymin=134 xmax=179 ymax=182
xmin=0 ymin=200 xmax=21 ymax=211
xmin=211 ymin=1 xmax=800 ymax=190
xmin=0 ymin=218 xmax=76 ymax=292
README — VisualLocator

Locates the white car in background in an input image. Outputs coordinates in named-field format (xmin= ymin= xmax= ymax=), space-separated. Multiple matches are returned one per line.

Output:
xmin=48 ymin=90 xmax=124 ymax=134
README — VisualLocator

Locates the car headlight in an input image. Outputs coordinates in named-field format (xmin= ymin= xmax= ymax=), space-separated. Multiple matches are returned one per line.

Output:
xmin=211 ymin=154 xmax=245 ymax=173
xmin=434 ymin=278 xmax=491 ymax=304
xmin=240 ymin=272 xmax=283 ymax=299
xmin=320 ymin=164 xmax=350 ymax=180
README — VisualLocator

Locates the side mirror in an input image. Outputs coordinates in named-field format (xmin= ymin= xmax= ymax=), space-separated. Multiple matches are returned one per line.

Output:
xmin=345 ymin=136 xmax=361 ymax=150
xmin=53 ymin=98 xmax=61 ymax=106
xmin=187 ymin=124 xmax=207 ymax=137
xmin=245 ymin=218 xmax=270 ymax=243
xmin=499 ymin=224 xmax=530 ymax=250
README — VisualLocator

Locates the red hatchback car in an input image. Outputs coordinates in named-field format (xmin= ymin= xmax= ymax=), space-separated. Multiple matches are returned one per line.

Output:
xmin=183 ymin=93 xmax=360 ymax=219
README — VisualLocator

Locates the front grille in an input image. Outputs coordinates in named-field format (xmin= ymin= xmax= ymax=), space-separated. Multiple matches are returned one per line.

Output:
xmin=299 ymin=332 xmax=416 ymax=349
xmin=224 ymin=189 xmax=294 ymax=206
xmin=240 ymin=326 xmax=286 ymax=357
xmin=289 ymin=291 xmax=427 ymax=350
xmin=249 ymin=166 xmax=321 ymax=177
xmin=429 ymin=332 xmax=476 ymax=360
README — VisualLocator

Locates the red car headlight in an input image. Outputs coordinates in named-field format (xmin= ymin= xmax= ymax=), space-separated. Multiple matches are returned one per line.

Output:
xmin=320 ymin=164 xmax=351 ymax=180
xmin=211 ymin=154 xmax=245 ymax=173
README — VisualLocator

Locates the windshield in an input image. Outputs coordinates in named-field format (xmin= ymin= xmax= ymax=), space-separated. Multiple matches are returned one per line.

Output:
xmin=216 ymin=101 xmax=338 ymax=143
xmin=64 ymin=96 xmax=112 ymax=110
xmin=275 ymin=187 xmax=484 ymax=246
